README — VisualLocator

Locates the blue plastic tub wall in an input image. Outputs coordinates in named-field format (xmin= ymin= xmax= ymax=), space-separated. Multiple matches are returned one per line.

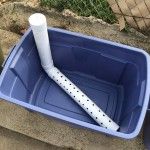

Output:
xmin=0 ymin=28 xmax=150 ymax=139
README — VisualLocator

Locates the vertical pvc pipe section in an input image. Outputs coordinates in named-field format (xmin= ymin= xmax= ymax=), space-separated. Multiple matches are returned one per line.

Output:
xmin=29 ymin=13 xmax=53 ymax=70
xmin=29 ymin=13 xmax=119 ymax=131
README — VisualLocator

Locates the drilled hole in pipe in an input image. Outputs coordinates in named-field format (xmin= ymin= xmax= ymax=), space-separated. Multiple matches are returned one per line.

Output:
xmin=82 ymin=95 xmax=84 ymax=97
xmin=77 ymin=91 xmax=79 ymax=92
xmin=69 ymin=83 xmax=71 ymax=85
xmin=91 ymin=112 xmax=92 ymax=114
xmin=61 ymin=76 xmax=63 ymax=78
xmin=109 ymin=120 xmax=111 ymax=122
xmin=92 ymin=104 xmax=94 ymax=106
xmin=65 ymin=79 xmax=67 ymax=81
xmin=99 ymin=110 xmax=101 ymax=112
xmin=87 ymin=99 xmax=89 ymax=101
xmin=96 ymin=117 xmax=98 ymax=119
xmin=103 ymin=114 xmax=105 ymax=116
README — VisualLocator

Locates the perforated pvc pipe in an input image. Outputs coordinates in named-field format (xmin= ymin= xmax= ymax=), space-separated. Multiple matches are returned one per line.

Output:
xmin=29 ymin=13 xmax=119 ymax=131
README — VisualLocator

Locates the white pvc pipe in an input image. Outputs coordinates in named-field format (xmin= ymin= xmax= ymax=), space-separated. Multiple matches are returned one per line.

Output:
xmin=29 ymin=13 xmax=119 ymax=131
xmin=29 ymin=13 xmax=53 ymax=70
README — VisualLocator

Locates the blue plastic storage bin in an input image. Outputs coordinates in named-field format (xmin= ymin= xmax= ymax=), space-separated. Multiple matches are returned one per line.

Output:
xmin=0 ymin=28 xmax=150 ymax=139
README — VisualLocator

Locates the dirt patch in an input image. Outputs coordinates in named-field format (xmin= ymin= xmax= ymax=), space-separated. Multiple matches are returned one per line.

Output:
xmin=0 ymin=29 xmax=20 ymax=57
xmin=0 ymin=2 xmax=150 ymax=52
xmin=0 ymin=126 xmax=67 ymax=150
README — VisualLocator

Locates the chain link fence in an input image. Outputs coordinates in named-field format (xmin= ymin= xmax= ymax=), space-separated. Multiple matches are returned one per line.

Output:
xmin=41 ymin=0 xmax=116 ymax=24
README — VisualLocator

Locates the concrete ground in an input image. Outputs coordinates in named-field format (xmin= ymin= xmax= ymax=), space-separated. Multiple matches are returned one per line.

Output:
xmin=0 ymin=126 xmax=67 ymax=150
xmin=0 ymin=1 xmax=150 ymax=150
